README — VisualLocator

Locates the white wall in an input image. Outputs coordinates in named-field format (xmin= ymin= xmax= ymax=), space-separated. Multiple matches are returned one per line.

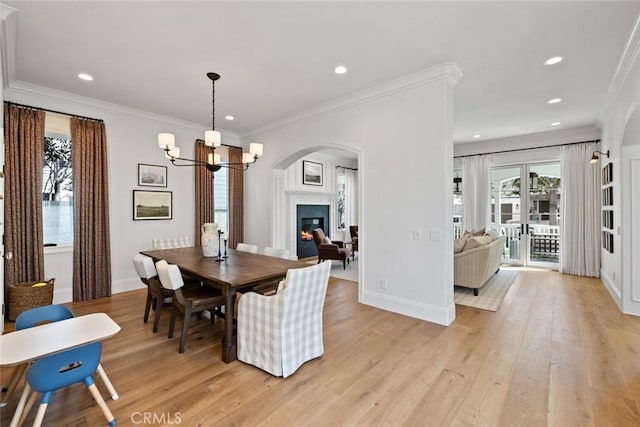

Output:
xmin=4 ymin=82 xmax=240 ymax=302
xmin=243 ymin=63 xmax=461 ymax=325
xmin=598 ymin=14 xmax=640 ymax=315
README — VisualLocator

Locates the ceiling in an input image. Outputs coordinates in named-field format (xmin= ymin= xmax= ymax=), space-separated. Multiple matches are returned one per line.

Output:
xmin=3 ymin=1 xmax=640 ymax=145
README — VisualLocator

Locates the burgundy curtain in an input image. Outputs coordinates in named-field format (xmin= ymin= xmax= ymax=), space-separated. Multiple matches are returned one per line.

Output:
xmin=194 ymin=140 xmax=214 ymax=245
xmin=228 ymin=146 xmax=243 ymax=248
xmin=3 ymin=104 xmax=46 ymax=292
xmin=71 ymin=117 xmax=111 ymax=301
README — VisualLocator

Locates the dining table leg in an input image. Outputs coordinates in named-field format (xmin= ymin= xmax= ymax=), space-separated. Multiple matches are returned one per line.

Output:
xmin=222 ymin=289 xmax=237 ymax=363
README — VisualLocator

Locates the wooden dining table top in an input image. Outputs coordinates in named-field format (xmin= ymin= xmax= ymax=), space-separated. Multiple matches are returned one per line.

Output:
xmin=140 ymin=246 xmax=307 ymax=290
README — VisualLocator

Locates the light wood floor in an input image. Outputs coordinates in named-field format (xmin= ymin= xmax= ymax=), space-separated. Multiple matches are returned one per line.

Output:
xmin=2 ymin=270 xmax=640 ymax=426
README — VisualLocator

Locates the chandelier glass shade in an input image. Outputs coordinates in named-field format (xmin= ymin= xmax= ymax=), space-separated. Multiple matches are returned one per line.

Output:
xmin=157 ymin=72 xmax=263 ymax=172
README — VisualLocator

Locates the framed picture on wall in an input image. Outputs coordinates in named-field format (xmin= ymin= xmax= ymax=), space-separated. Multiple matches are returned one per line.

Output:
xmin=133 ymin=190 xmax=172 ymax=220
xmin=303 ymin=160 xmax=323 ymax=186
xmin=138 ymin=163 xmax=167 ymax=187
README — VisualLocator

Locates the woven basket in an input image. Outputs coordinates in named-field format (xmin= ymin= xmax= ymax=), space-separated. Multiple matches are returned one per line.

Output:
xmin=7 ymin=278 xmax=55 ymax=321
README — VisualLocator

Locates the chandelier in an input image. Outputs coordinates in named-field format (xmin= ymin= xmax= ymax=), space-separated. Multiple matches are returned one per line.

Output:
xmin=157 ymin=72 xmax=263 ymax=172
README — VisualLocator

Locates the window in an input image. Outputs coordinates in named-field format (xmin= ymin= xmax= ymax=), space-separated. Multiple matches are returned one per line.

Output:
xmin=336 ymin=174 xmax=346 ymax=229
xmin=453 ymin=170 xmax=462 ymax=238
xmin=42 ymin=134 xmax=73 ymax=246
xmin=214 ymin=147 xmax=229 ymax=232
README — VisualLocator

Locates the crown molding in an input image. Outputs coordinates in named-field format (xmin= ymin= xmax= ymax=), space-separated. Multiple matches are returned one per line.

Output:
xmin=5 ymin=80 xmax=239 ymax=139
xmin=243 ymin=62 xmax=463 ymax=138
xmin=597 ymin=13 xmax=640 ymax=126
xmin=0 ymin=4 xmax=18 ymax=89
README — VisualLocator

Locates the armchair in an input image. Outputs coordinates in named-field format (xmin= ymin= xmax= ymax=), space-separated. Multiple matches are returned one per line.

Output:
xmin=349 ymin=225 xmax=359 ymax=253
xmin=237 ymin=261 xmax=332 ymax=377
xmin=312 ymin=228 xmax=350 ymax=269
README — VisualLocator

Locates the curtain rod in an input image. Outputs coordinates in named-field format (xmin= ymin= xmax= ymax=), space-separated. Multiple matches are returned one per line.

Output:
xmin=4 ymin=101 xmax=104 ymax=123
xmin=454 ymin=138 xmax=601 ymax=159
xmin=336 ymin=165 xmax=358 ymax=171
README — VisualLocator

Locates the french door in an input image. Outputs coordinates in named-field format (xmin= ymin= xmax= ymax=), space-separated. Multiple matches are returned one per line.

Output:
xmin=491 ymin=162 xmax=561 ymax=269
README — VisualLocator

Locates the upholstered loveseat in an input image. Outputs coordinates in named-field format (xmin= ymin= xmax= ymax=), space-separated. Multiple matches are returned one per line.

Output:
xmin=454 ymin=234 xmax=505 ymax=295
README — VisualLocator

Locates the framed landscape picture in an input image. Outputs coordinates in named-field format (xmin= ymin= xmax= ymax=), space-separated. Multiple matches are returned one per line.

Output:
xmin=138 ymin=163 xmax=167 ymax=187
xmin=133 ymin=190 xmax=172 ymax=220
xmin=303 ymin=160 xmax=323 ymax=186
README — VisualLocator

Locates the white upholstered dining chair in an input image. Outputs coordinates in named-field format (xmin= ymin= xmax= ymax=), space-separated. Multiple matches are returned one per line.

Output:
xmin=263 ymin=247 xmax=291 ymax=260
xmin=155 ymin=260 xmax=226 ymax=353
xmin=236 ymin=243 xmax=258 ymax=253
xmin=237 ymin=261 xmax=331 ymax=378
xmin=152 ymin=237 xmax=190 ymax=250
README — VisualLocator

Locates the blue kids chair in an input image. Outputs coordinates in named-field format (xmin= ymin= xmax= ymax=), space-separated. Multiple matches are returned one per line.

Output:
xmin=7 ymin=305 xmax=118 ymax=426
xmin=24 ymin=342 xmax=116 ymax=426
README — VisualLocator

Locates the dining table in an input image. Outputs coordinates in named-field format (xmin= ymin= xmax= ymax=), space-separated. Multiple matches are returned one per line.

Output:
xmin=140 ymin=246 xmax=307 ymax=363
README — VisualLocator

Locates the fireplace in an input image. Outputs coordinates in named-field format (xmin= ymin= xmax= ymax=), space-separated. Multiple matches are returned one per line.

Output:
xmin=296 ymin=204 xmax=329 ymax=258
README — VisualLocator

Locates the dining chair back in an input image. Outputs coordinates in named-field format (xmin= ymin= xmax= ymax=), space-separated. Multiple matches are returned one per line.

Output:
xmin=155 ymin=260 xmax=226 ymax=353
xmin=263 ymin=247 xmax=291 ymax=259
xmin=15 ymin=304 xmax=73 ymax=330
xmin=133 ymin=254 xmax=172 ymax=333
xmin=236 ymin=243 xmax=258 ymax=253
xmin=25 ymin=342 xmax=116 ymax=427
xmin=152 ymin=237 xmax=190 ymax=250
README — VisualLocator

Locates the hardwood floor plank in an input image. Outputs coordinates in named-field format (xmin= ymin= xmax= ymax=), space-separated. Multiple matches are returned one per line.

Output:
xmin=2 ymin=272 xmax=640 ymax=426
xmin=548 ymin=340 xmax=595 ymax=426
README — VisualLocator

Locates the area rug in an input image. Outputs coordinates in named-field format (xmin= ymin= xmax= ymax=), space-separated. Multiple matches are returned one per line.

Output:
xmin=454 ymin=270 xmax=518 ymax=312
xmin=306 ymin=259 xmax=358 ymax=282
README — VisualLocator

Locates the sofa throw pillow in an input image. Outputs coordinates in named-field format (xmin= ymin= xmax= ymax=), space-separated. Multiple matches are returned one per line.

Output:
xmin=463 ymin=235 xmax=493 ymax=250
xmin=454 ymin=235 xmax=469 ymax=253
xmin=323 ymin=237 xmax=332 ymax=244
xmin=485 ymin=229 xmax=500 ymax=240
xmin=463 ymin=228 xmax=486 ymax=237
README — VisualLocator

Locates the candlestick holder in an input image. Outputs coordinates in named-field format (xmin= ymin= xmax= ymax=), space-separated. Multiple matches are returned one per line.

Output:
xmin=223 ymin=238 xmax=228 ymax=259
xmin=215 ymin=229 xmax=224 ymax=262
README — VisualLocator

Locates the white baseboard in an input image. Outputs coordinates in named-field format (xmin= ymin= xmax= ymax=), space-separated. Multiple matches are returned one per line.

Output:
xmin=113 ymin=277 xmax=146 ymax=294
xmin=360 ymin=289 xmax=455 ymax=326
xmin=51 ymin=277 xmax=145 ymax=304
xmin=601 ymin=268 xmax=622 ymax=311
xmin=53 ymin=288 xmax=73 ymax=304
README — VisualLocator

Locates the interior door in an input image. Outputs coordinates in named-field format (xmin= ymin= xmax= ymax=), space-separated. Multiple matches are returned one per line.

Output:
xmin=491 ymin=162 xmax=561 ymax=269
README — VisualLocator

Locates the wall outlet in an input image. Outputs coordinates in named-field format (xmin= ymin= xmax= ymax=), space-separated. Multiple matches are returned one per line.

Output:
xmin=380 ymin=279 xmax=388 ymax=290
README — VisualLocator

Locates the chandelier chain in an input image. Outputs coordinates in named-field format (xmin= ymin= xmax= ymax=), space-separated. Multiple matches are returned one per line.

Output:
xmin=211 ymin=80 xmax=216 ymax=130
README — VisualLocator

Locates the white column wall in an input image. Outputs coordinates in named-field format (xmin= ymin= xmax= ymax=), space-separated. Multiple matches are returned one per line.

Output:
xmin=599 ymin=15 xmax=640 ymax=315
xmin=243 ymin=64 xmax=460 ymax=325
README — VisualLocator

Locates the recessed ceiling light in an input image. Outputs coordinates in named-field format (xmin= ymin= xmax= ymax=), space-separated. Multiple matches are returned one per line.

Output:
xmin=551 ymin=122 xmax=561 ymax=126
xmin=547 ymin=98 xmax=562 ymax=104
xmin=545 ymin=56 xmax=563 ymax=65
xmin=225 ymin=115 xmax=234 ymax=121
xmin=77 ymin=73 xmax=93 ymax=81
xmin=473 ymin=134 xmax=481 ymax=139
xmin=334 ymin=65 xmax=347 ymax=75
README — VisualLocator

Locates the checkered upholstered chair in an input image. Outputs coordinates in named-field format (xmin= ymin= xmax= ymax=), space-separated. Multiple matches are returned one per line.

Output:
xmin=237 ymin=261 xmax=332 ymax=378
